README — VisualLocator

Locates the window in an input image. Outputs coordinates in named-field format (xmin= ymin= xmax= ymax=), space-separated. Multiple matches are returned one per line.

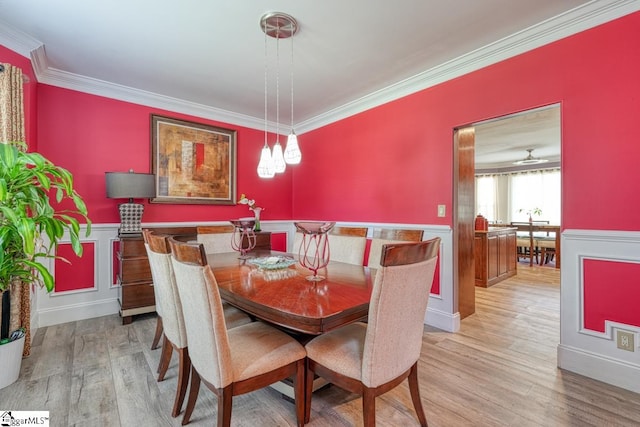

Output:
xmin=476 ymin=168 xmax=560 ymax=224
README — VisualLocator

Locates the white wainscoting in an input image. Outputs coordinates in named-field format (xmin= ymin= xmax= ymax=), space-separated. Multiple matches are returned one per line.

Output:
xmin=558 ymin=229 xmax=640 ymax=393
xmin=35 ymin=221 xmax=458 ymax=333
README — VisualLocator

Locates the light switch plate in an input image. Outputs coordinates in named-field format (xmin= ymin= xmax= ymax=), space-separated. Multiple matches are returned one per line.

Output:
xmin=437 ymin=205 xmax=446 ymax=217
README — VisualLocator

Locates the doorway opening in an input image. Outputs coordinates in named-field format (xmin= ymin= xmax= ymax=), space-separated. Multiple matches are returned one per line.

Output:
xmin=454 ymin=104 xmax=561 ymax=319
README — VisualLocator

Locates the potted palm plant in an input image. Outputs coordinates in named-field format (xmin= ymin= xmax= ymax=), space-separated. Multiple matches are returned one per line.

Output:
xmin=0 ymin=141 xmax=90 ymax=389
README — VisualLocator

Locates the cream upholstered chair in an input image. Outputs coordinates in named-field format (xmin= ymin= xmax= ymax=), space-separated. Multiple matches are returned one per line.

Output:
xmin=294 ymin=226 xmax=368 ymax=265
xmin=144 ymin=231 xmax=164 ymax=352
xmin=143 ymin=231 xmax=251 ymax=419
xmin=328 ymin=226 xmax=368 ymax=265
xmin=196 ymin=225 xmax=235 ymax=254
xmin=168 ymin=237 xmax=307 ymax=427
xmin=535 ymin=235 xmax=556 ymax=265
xmin=366 ymin=228 xmax=424 ymax=269
xmin=304 ymin=238 xmax=441 ymax=426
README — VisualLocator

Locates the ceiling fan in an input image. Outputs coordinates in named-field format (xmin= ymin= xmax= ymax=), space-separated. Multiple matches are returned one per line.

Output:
xmin=513 ymin=148 xmax=549 ymax=165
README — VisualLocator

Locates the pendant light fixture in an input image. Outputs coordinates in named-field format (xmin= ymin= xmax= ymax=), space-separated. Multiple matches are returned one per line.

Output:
xmin=258 ymin=12 xmax=300 ymax=178
xmin=513 ymin=148 xmax=549 ymax=165
xmin=284 ymin=23 xmax=302 ymax=165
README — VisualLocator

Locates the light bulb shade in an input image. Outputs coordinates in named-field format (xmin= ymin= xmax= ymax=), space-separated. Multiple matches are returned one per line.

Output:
xmin=105 ymin=171 xmax=156 ymax=200
xmin=257 ymin=145 xmax=276 ymax=178
xmin=272 ymin=141 xmax=286 ymax=173
xmin=284 ymin=132 xmax=302 ymax=164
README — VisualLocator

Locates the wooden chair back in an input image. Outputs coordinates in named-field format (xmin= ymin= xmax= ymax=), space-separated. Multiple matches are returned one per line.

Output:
xmin=168 ymin=237 xmax=207 ymax=266
xmin=143 ymin=229 xmax=171 ymax=254
xmin=371 ymin=228 xmax=423 ymax=242
xmin=380 ymin=238 xmax=439 ymax=267
xmin=196 ymin=225 xmax=235 ymax=234
xmin=367 ymin=228 xmax=425 ymax=269
xmin=330 ymin=226 xmax=368 ymax=237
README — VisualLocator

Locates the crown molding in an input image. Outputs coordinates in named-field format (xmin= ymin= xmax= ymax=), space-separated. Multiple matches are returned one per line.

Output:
xmin=0 ymin=19 xmax=42 ymax=57
xmin=296 ymin=0 xmax=640 ymax=133
xmin=2 ymin=1 xmax=639 ymax=134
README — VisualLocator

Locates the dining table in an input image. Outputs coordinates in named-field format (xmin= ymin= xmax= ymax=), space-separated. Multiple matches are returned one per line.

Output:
xmin=206 ymin=249 xmax=376 ymax=401
xmin=206 ymin=250 xmax=376 ymax=336
xmin=510 ymin=222 xmax=561 ymax=268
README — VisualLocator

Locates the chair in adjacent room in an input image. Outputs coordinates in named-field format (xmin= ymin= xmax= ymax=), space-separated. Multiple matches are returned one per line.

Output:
xmin=143 ymin=230 xmax=252 ymax=419
xmin=196 ymin=225 xmax=235 ymax=254
xmin=168 ymin=237 xmax=307 ymax=427
xmin=366 ymin=228 xmax=424 ymax=269
xmin=535 ymin=234 xmax=556 ymax=265
xmin=304 ymin=238 xmax=441 ymax=426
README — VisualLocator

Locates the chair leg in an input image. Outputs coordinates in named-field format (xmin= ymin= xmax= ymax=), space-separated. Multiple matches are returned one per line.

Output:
xmin=304 ymin=359 xmax=314 ymax=424
xmin=151 ymin=316 xmax=163 ymax=350
xmin=157 ymin=337 xmax=172 ymax=381
xmin=217 ymin=384 xmax=233 ymax=427
xmin=172 ymin=347 xmax=191 ymax=417
xmin=182 ymin=366 xmax=201 ymax=426
xmin=293 ymin=359 xmax=305 ymax=427
xmin=362 ymin=387 xmax=376 ymax=427
xmin=408 ymin=363 xmax=428 ymax=427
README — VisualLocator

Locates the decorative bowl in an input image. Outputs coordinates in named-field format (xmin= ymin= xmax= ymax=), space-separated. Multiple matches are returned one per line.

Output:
xmin=248 ymin=256 xmax=297 ymax=270
xmin=294 ymin=221 xmax=336 ymax=235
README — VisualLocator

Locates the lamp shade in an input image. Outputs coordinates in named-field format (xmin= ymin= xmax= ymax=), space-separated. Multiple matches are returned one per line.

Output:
xmin=105 ymin=171 xmax=156 ymax=200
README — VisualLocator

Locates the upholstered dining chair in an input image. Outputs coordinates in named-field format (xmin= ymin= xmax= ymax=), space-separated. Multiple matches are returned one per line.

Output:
xmin=143 ymin=230 xmax=252 ymax=419
xmin=304 ymin=237 xmax=441 ymax=427
xmin=366 ymin=228 xmax=424 ymax=269
xmin=196 ymin=225 xmax=235 ymax=254
xmin=294 ymin=225 xmax=368 ymax=265
xmin=168 ymin=237 xmax=307 ymax=427
xmin=535 ymin=235 xmax=556 ymax=265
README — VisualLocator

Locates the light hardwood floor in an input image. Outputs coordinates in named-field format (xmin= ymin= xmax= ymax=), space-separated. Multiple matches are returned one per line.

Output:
xmin=2 ymin=264 xmax=639 ymax=426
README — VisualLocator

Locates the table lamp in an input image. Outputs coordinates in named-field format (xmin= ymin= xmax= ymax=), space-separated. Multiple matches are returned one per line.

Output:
xmin=105 ymin=170 xmax=156 ymax=236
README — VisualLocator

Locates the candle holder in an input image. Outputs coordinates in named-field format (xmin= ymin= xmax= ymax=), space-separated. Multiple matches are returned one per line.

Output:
xmin=294 ymin=221 xmax=336 ymax=281
xmin=230 ymin=219 xmax=257 ymax=259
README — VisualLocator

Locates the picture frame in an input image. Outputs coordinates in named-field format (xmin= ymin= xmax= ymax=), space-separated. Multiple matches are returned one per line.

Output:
xmin=150 ymin=114 xmax=237 ymax=205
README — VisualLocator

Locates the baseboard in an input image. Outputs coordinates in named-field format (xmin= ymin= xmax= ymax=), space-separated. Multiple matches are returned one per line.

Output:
xmin=37 ymin=298 xmax=120 ymax=327
xmin=557 ymin=343 xmax=640 ymax=393
xmin=425 ymin=306 xmax=460 ymax=332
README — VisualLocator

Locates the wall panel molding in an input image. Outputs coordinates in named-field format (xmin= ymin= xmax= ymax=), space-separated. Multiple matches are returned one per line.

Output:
xmin=559 ymin=229 xmax=640 ymax=393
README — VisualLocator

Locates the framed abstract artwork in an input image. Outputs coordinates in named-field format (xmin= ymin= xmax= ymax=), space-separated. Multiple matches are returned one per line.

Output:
xmin=150 ymin=114 xmax=237 ymax=204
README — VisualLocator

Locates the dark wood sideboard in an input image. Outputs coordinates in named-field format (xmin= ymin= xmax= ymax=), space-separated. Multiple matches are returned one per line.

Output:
xmin=474 ymin=227 xmax=517 ymax=287
xmin=116 ymin=226 xmax=271 ymax=324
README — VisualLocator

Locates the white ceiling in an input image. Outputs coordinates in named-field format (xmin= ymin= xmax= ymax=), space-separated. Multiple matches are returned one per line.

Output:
xmin=0 ymin=1 xmax=637 ymax=166
xmin=474 ymin=105 xmax=561 ymax=170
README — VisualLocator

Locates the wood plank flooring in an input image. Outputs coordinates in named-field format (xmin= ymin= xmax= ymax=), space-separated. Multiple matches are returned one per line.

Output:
xmin=2 ymin=264 xmax=640 ymax=426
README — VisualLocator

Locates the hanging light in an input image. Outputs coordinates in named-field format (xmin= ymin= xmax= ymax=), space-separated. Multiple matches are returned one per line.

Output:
xmin=259 ymin=12 xmax=300 ymax=178
xmin=272 ymin=35 xmax=286 ymax=173
xmin=284 ymin=23 xmax=302 ymax=165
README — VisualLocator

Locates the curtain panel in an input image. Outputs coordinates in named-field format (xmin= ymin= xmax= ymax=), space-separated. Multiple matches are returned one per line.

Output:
xmin=0 ymin=62 xmax=30 ymax=356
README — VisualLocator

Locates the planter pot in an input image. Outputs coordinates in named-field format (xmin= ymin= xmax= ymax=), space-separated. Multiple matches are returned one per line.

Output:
xmin=0 ymin=335 xmax=25 ymax=389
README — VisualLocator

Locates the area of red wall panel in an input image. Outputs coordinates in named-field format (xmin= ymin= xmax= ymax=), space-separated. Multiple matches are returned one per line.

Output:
xmin=583 ymin=259 xmax=640 ymax=332
xmin=55 ymin=242 xmax=95 ymax=292
xmin=294 ymin=12 xmax=640 ymax=231
xmin=36 ymin=86 xmax=295 ymax=224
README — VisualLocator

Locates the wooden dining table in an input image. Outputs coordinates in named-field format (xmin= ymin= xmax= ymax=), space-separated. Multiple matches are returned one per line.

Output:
xmin=206 ymin=250 xmax=376 ymax=336
xmin=510 ymin=223 xmax=561 ymax=268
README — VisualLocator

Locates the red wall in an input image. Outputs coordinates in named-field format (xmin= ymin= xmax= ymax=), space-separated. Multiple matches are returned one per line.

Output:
xmin=294 ymin=12 xmax=640 ymax=231
xmin=36 ymin=86 xmax=294 ymax=223
xmin=583 ymin=259 xmax=640 ymax=332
